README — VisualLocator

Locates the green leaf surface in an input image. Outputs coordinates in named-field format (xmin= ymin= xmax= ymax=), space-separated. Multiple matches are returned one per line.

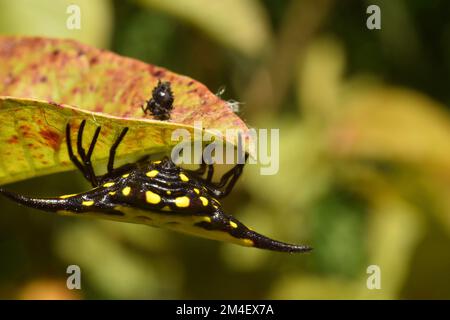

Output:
xmin=136 ymin=0 xmax=271 ymax=56
xmin=0 ymin=36 xmax=251 ymax=185
xmin=0 ymin=0 xmax=113 ymax=48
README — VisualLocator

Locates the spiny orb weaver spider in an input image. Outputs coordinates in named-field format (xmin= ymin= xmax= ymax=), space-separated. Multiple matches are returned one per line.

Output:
xmin=0 ymin=120 xmax=311 ymax=253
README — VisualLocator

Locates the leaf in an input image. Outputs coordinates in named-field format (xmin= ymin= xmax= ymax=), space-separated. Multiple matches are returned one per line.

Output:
xmin=297 ymin=37 xmax=345 ymax=119
xmin=136 ymin=0 xmax=271 ymax=56
xmin=55 ymin=221 xmax=173 ymax=299
xmin=0 ymin=36 xmax=252 ymax=185
xmin=269 ymin=197 xmax=424 ymax=299
xmin=0 ymin=0 xmax=113 ymax=48
xmin=329 ymin=86 xmax=450 ymax=234
xmin=329 ymin=86 xmax=450 ymax=170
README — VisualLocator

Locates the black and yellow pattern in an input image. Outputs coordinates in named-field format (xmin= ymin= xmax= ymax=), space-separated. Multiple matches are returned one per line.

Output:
xmin=0 ymin=120 xmax=311 ymax=253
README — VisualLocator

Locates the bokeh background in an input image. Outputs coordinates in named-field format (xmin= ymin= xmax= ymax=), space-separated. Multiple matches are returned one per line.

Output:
xmin=1 ymin=0 xmax=450 ymax=299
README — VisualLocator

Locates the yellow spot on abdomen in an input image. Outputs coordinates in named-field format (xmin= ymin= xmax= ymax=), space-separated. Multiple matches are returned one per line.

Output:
xmin=153 ymin=160 xmax=161 ymax=164
xmin=194 ymin=188 xmax=200 ymax=194
xmin=166 ymin=191 xmax=171 ymax=195
xmin=199 ymin=196 xmax=209 ymax=206
xmin=146 ymin=170 xmax=159 ymax=178
xmin=145 ymin=191 xmax=161 ymax=204
xmin=82 ymin=200 xmax=94 ymax=207
xmin=103 ymin=182 xmax=115 ymax=187
xmin=122 ymin=173 xmax=130 ymax=178
xmin=175 ymin=196 xmax=190 ymax=208
xmin=122 ymin=187 xmax=131 ymax=196
xmin=179 ymin=173 xmax=189 ymax=182
xmin=242 ymin=239 xmax=254 ymax=246
xmin=229 ymin=221 xmax=238 ymax=229
xmin=109 ymin=191 xmax=116 ymax=196
xmin=60 ymin=194 xmax=77 ymax=199
xmin=202 ymin=216 xmax=212 ymax=223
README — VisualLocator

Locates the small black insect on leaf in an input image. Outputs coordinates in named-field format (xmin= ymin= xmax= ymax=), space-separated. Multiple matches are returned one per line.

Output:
xmin=142 ymin=80 xmax=174 ymax=120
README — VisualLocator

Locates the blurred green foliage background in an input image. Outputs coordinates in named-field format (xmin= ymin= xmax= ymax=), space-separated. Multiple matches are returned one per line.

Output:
xmin=1 ymin=0 xmax=450 ymax=299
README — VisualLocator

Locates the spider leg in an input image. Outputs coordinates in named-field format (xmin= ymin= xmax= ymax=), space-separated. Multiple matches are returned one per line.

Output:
xmin=73 ymin=120 xmax=101 ymax=187
xmin=76 ymin=120 xmax=87 ymax=160
xmin=189 ymin=157 xmax=211 ymax=180
xmin=66 ymin=122 xmax=87 ymax=177
xmin=208 ymin=133 xmax=248 ymax=197
xmin=141 ymin=103 xmax=148 ymax=114
xmin=212 ymin=155 xmax=248 ymax=198
xmin=107 ymin=127 xmax=129 ymax=173
xmin=100 ymin=152 xmax=150 ymax=182
xmin=182 ymin=145 xmax=210 ymax=178
xmin=185 ymin=137 xmax=248 ymax=198
xmin=206 ymin=163 xmax=214 ymax=182
xmin=190 ymin=152 xmax=207 ymax=176
xmin=191 ymin=153 xmax=248 ymax=199
xmin=213 ymin=134 xmax=248 ymax=197
xmin=85 ymin=127 xmax=101 ymax=186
